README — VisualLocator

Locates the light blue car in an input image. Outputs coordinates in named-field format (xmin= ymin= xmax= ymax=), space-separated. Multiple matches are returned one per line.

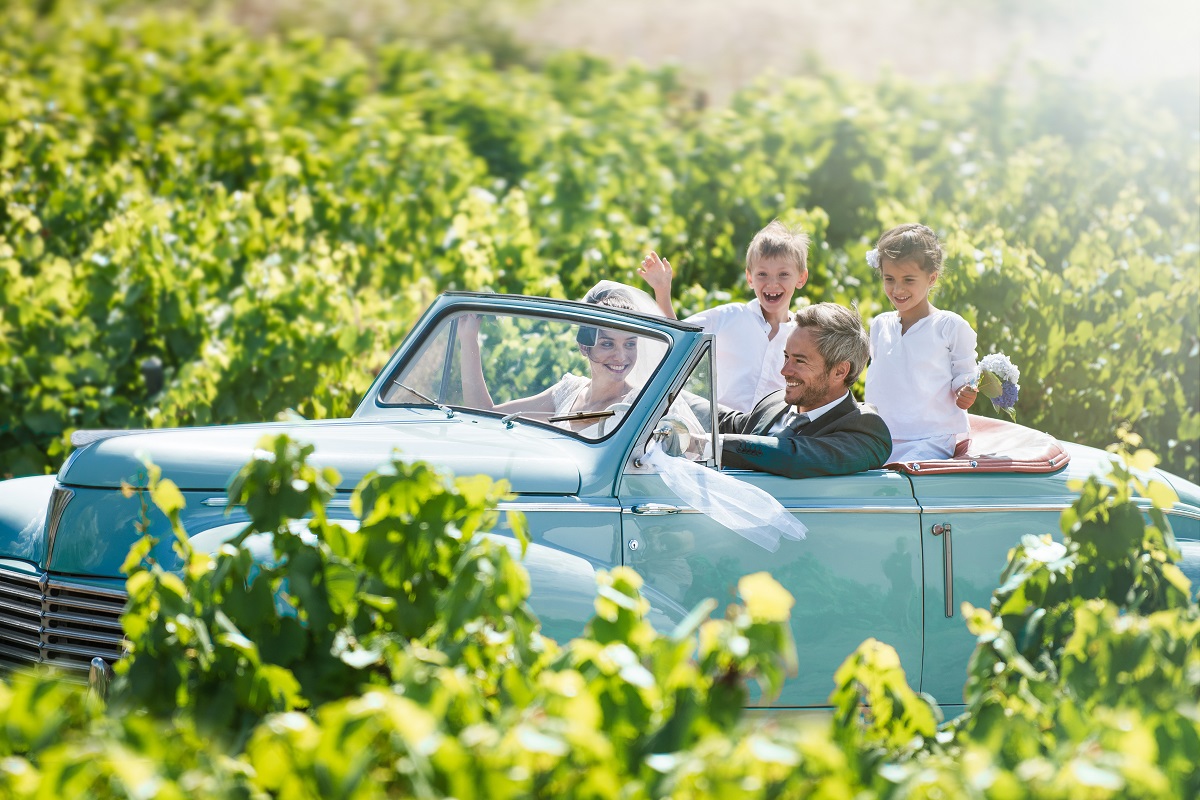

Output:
xmin=1 ymin=291 xmax=1197 ymax=711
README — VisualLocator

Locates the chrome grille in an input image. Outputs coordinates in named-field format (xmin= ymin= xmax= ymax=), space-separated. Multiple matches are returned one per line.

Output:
xmin=0 ymin=569 xmax=127 ymax=677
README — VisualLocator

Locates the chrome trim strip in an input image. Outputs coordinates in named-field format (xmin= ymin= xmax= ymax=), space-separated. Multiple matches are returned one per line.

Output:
xmin=43 ymin=627 xmax=126 ymax=647
xmin=203 ymin=497 xmax=623 ymax=514
xmin=919 ymin=504 xmax=1200 ymax=522
xmin=208 ymin=496 xmax=916 ymax=515
xmin=0 ymin=642 xmax=41 ymax=660
xmin=622 ymin=505 xmax=919 ymax=515
xmin=199 ymin=498 xmax=1198 ymax=519
xmin=919 ymin=505 xmax=1071 ymax=514
xmin=1165 ymin=507 xmax=1200 ymax=522
xmin=0 ymin=613 xmax=41 ymax=634
xmin=498 ymin=502 xmax=620 ymax=514
xmin=50 ymin=641 xmax=124 ymax=659
xmin=47 ymin=581 xmax=128 ymax=602
xmin=43 ymin=486 xmax=75 ymax=568
xmin=43 ymin=611 xmax=125 ymax=632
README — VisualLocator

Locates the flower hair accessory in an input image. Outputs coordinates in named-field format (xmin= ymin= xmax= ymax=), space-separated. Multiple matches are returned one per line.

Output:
xmin=865 ymin=248 xmax=880 ymax=269
xmin=972 ymin=352 xmax=1020 ymax=420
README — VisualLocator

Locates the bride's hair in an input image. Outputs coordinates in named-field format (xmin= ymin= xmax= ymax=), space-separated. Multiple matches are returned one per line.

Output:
xmin=576 ymin=284 xmax=639 ymax=346
xmin=581 ymin=284 xmax=637 ymax=311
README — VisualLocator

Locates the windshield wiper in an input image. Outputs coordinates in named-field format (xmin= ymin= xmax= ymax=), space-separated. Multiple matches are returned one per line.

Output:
xmin=392 ymin=381 xmax=455 ymax=418
xmin=548 ymin=409 xmax=616 ymax=423
xmin=499 ymin=411 xmax=533 ymax=429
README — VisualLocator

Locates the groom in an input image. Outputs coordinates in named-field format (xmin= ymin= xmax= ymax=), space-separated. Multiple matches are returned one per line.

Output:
xmin=717 ymin=303 xmax=892 ymax=478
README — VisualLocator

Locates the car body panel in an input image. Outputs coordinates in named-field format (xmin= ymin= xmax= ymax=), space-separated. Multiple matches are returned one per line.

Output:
xmin=0 ymin=476 xmax=56 ymax=563
xmin=59 ymin=416 xmax=584 ymax=495
xmin=621 ymin=469 xmax=922 ymax=707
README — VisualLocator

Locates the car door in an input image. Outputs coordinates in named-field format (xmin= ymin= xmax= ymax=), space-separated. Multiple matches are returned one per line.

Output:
xmin=911 ymin=473 xmax=1072 ymax=709
xmin=620 ymin=469 xmax=922 ymax=708
xmin=616 ymin=351 xmax=924 ymax=708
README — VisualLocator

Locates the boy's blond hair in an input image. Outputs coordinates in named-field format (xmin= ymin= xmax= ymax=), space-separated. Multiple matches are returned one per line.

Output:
xmin=745 ymin=220 xmax=810 ymax=273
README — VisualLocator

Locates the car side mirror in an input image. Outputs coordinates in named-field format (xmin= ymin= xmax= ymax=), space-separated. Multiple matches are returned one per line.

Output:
xmin=650 ymin=415 xmax=692 ymax=457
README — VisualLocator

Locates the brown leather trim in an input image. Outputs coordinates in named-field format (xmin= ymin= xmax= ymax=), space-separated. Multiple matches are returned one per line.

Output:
xmin=886 ymin=415 xmax=1070 ymax=476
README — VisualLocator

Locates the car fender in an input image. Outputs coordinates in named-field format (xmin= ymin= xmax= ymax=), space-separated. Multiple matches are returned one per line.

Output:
xmin=1175 ymin=539 xmax=1200 ymax=593
xmin=0 ymin=475 xmax=56 ymax=562
xmin=480 ymin=533 xmax=613 ymax=644
xmin=181 ymin=519 xmax=617 ymax=645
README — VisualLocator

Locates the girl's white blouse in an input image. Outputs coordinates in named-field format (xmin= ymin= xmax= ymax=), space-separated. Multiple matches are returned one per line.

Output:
xmin=865 ymin=308 xmax=978 ymax=441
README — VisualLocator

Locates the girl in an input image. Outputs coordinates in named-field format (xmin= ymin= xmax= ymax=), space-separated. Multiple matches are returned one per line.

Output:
xmin=864 ymin=223 xmax=978 ymax=463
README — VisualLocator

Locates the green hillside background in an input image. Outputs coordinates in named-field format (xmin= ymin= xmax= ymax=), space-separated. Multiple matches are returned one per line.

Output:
xmin=1 ymin=0 xmax=1197 ymax=481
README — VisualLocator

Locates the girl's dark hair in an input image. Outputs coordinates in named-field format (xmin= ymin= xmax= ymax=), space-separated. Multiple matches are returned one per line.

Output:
xmin=874 ymin=223 xmax=944 ymax=274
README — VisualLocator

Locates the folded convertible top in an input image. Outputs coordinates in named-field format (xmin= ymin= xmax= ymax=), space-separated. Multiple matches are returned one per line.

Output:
xmin=886 ymin=415 xmax=1070 ymax=475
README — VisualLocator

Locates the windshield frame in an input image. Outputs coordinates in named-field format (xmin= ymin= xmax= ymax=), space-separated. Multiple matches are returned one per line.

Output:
xmin=373 ymin=303 xmax=677 ymax=443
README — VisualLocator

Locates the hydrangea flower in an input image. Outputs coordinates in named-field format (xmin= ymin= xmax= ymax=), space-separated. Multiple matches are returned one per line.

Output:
xmin=976 ymin=352 xmax=1020 ymax=420
xmin=979 ymin=352 xmax=1020 ymax=385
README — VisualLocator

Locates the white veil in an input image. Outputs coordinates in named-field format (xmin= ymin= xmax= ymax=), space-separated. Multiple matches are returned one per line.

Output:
xmin=584 ymin=281 xmax=809 ymax=553
xmin=577 ymin=280 xmax=667 ymax=393
xmin=643 ymin=441 xmax=807 ymax=552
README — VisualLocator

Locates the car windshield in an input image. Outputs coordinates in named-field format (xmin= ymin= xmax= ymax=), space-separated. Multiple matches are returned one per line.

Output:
xmin=379 ymin=309 xmax=670 ymax=440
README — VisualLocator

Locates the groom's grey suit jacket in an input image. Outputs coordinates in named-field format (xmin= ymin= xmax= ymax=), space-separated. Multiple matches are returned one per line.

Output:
xmin=717 ymin=391 xmax=892 ymax=479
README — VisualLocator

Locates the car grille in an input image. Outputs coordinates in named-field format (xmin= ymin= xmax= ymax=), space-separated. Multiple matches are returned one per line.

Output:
xmin=0 ymin=569 xmax=127 ymax=678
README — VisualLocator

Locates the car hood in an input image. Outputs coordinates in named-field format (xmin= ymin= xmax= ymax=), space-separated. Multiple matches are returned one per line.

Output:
xmin=59 ymin=415 xmax=582 ymax=494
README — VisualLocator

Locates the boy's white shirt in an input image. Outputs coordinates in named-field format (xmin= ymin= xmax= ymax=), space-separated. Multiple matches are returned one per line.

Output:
xmin=685 ymin=298 xmax=794 ymax=413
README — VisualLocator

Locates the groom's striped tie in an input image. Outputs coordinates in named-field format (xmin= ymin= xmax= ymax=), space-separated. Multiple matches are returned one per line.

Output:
xmin=783 ymin=411 xmax=810 ymax=433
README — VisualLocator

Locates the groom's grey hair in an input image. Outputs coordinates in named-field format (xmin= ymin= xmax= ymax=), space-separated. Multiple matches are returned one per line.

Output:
xmin=794 ymin=303 xmax=869 ymax=388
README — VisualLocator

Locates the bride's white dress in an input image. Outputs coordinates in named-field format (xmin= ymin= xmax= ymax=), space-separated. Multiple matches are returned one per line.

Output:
xmin=549 ymin=374 xmax=634 ymax=436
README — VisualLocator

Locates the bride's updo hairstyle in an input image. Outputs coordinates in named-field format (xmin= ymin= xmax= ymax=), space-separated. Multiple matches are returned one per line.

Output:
xmin=576 ymin=284 xmax=638 ymax=347
xmin=873 ymin=223 xmax=944 ymax=275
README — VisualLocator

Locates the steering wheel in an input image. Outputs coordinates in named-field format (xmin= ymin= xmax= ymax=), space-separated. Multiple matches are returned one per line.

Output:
xmin=595 ymin=402 xmax=632 ymax=437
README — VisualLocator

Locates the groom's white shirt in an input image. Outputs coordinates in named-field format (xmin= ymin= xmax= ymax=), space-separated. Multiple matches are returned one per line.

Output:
xmin=767 ymin=391 xmax=849 ymax=435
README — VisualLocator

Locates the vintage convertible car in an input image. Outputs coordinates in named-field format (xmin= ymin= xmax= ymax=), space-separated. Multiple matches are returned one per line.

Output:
xmin=1 ymin=291 xmax=1198 ymax=711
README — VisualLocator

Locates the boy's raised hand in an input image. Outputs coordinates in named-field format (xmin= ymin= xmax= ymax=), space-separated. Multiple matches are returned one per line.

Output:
xmin=639 ymin=251 xmax=672 ymax=291
xmin=638 ymin=251 xmax=677 ymax=319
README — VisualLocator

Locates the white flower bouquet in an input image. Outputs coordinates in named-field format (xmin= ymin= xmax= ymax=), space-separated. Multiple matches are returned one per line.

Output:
xmin=974 ymin=352 xmax=1020 ymax=420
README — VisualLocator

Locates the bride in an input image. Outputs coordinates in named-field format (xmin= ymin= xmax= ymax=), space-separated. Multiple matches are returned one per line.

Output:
xmin=457 ymin=282 xmax=659 ymax=434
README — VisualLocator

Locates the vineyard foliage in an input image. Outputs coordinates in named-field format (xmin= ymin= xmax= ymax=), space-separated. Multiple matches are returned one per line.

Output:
xmin=0 ymin=0 xmax=1196 ymax=481
xmin=1 ymin=436 xmax=1197 ymax=798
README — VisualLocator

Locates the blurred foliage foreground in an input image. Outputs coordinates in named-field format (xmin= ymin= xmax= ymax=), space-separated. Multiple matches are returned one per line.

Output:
xmin=0 ymin=435 xmax=1197 ymax=798
xmin=0 ymin=0 xmax=1197 ymax=481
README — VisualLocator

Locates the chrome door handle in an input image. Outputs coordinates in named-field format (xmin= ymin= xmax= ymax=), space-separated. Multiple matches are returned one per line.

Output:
xmin=932 ymin=523 xmax=953 ymax=618
xmin=631 ymin=503 xmax=681 ymax=515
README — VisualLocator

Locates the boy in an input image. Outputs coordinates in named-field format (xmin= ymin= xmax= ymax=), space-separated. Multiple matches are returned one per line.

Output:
xmin=640 ymin=220 xmax=809 ymax=412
